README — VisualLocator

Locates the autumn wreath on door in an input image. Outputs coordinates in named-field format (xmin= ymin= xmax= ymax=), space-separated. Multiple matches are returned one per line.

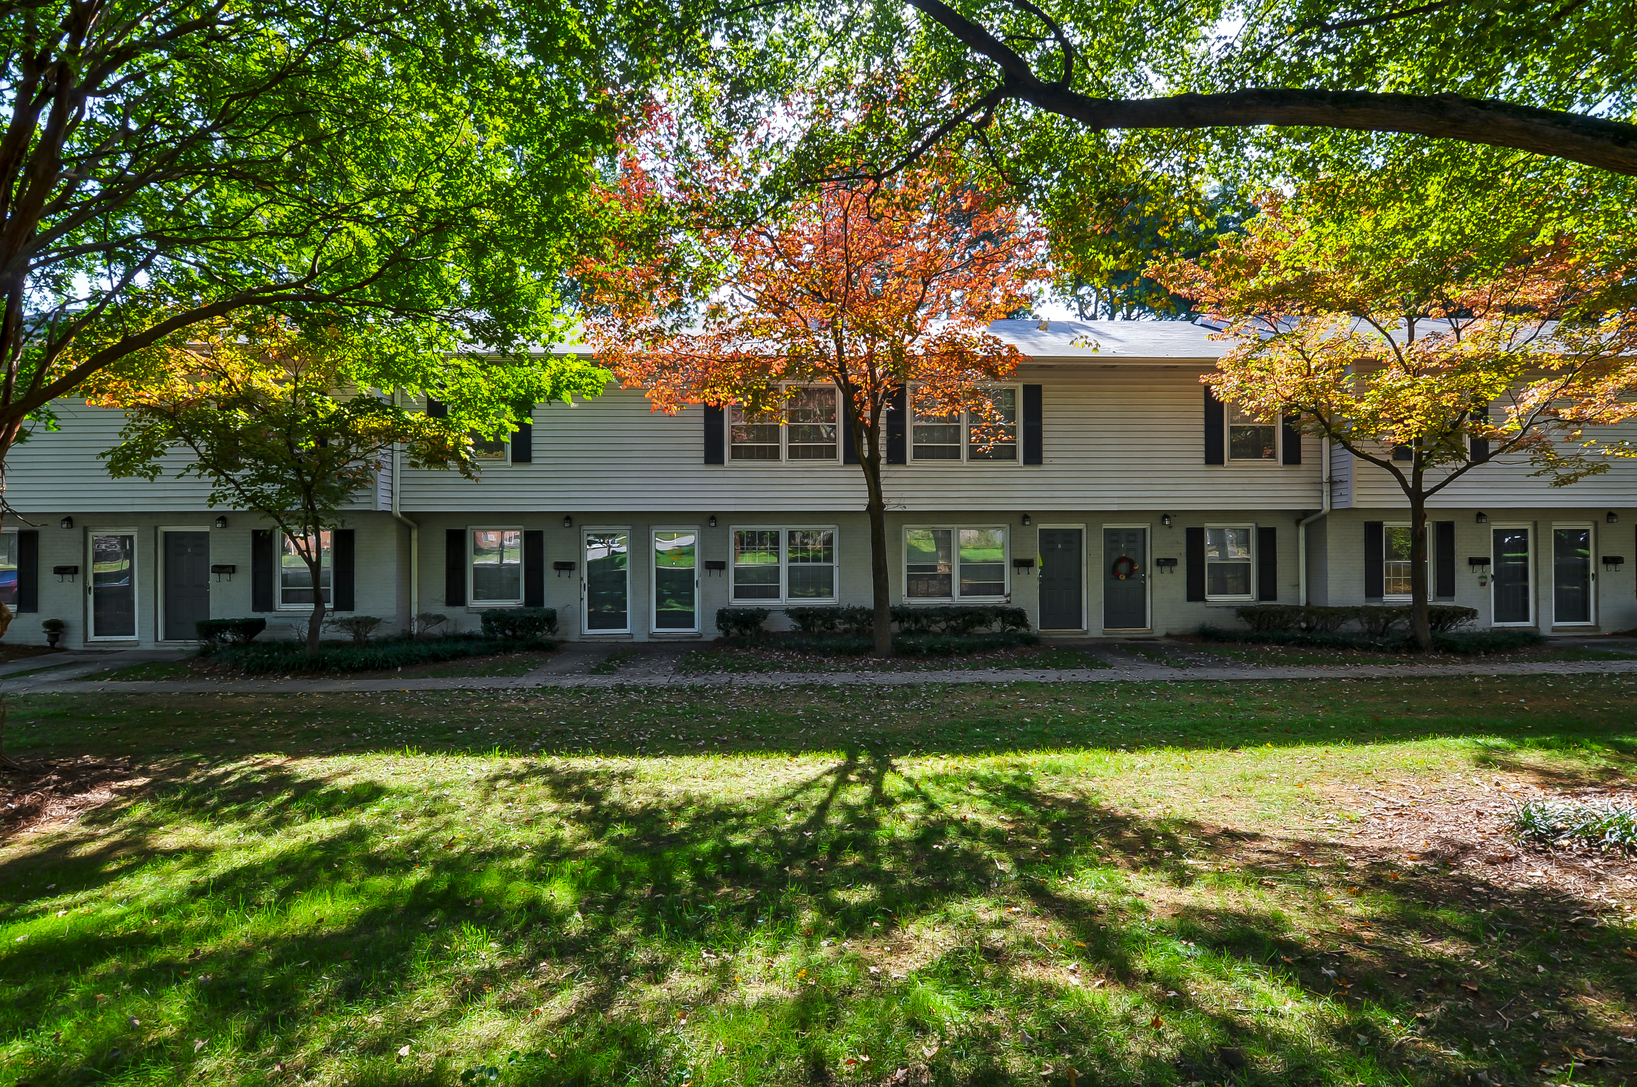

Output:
xmin=1110 ymin=555 xmax=1139 ymax=580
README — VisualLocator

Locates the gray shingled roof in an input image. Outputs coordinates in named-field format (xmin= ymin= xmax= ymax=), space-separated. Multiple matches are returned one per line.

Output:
xmin=986 ymin=319 xmax=1226 ymax=359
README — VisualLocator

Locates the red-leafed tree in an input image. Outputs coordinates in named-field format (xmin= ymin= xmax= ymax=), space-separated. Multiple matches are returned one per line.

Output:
xmin=584 ymin=166 xmax=1042 ymax=654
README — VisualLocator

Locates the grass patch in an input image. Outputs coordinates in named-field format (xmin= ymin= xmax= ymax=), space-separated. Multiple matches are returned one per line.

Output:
xmin=2 ymin=677 xmax=1634 ymax=1086
xmin=200 ymin=634 xmax=547 ymax=676
xmin=590 ymin=649 xmax=637 ymax=675
xmin=1510 ymin=797 xmax=1637 ymax=853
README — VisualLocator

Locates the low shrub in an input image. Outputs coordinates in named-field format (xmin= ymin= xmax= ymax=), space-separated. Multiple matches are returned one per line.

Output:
xmin=327 ymin=615 xmax=383 ymax=645
xmin=200 ymin=634 xmax=535 ymax=675
xmin=1510 ymin=798 xmax=1637 ymax=853
xmin=1432 ymin=629 xmax=1543 ymax=653
xmin=1234 ymin=604 xmax=1311 ymax=633
xmin=891 ymin=605 xmax=1031 ymax=635
xmin=413 ymin=612 xmax=449 ymax=637
xmin=715 ymin=630 xmax=1039 ymax=656
xmin=1233 ymin=603 xmax=1477 ymax=636
xmin=1427 ymin=605 xmax=1479 ymax=632
xmin=716 ymin=607 xmax=770 ymax=638
xmin=480 ymin=607 xmax=557 ymax=642
xmin=195 ymin=617 xmax=267 ymax=650
xmin=1355 ymin=606 xmax=1409 ymax=638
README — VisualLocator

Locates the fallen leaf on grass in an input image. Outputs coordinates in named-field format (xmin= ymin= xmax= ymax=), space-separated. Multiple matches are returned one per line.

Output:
xmin=1150 ymin=1015 xmax=1164 ymax=1029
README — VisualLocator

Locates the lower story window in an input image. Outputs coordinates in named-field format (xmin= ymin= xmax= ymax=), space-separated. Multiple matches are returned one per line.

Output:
xmin=280 ymin=531 xmax=332 ymax=607
xmin=0 ymin=532 xmax=15 ymax=609
xmin=1383 ymin=524 xmax=1414 ymax=598
xmin=904 ymin=526 xmax=1008 ymax=600
xmin=1204 ymin=526 xmax=1253 ymax=600
xmin=731 ymin=527 xmax=837 ymax=603
xmin=472 ymin=528 xmax=523 ymax=603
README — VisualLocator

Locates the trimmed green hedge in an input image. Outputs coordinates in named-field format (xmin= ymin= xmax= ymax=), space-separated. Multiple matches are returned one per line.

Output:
xmin=717 ymin=631 xmax=1039 ymax=656
xmin=715 ymin=608 xmax=771 ymax=637
xmin=195 ymin=617 xmax=267 ymax=648
xmin=479 ymin=607 xmax=557 ymax=641
xmin=199 ymin=634 xmax=544 ymax=675
xmin=782 ymin=604 xmax=1031 ymax=636
xmin=1234 ymin=603 xmax=1477 ymax=635
xmin=1198 ymin=625 xmax=1544 ymax=654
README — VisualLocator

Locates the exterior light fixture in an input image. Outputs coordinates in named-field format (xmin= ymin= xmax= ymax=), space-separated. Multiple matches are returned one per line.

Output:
xmin=1021 ymin=513 xmax=1032 ymax=526
xmin=1475 ymin=511 xmax=1489 ymax=524
xmin=1161 ymin=514 xmax=1172 ymax=527
xmin=60 ymin=516 xmax=73 ymax=530
xmin=708 ymin=515 xmax=717 ymax=528
xmin=214 ymin=515 xmax=228 ymax=529
xmin=1608 ymin=511 xmax=1619 ymax=524
xmin=563 ymin=515 xmax=572 ymax=529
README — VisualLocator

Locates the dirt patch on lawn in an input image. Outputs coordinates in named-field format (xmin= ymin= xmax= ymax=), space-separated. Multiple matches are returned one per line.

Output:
xmin=1335 ymin=778 xmax=1637 ymax=906
xmin=0 ymin=755 xmax=150 ymax=837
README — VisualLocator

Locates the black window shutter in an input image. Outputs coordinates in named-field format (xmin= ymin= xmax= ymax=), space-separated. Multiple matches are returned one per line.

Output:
xmin=426 ymin=396 xmax=447 ymax=419
xmin=842 ymin=396 xmax=859 ymax=464
xmin=1203 ymin=386 xmax=1225 ymax=465
xmin=1435 ymin=520 xmax=1456 ymax=598
xmin=1363 ymin=521 xmax=1384 ymax=600
xmin=1282 ymin=416 xmax=1302 ymax=465
xmin=332 ymin=529 xmax=355 ymax=611
xmin=16 ymin=529 xmax=38 ymax=612
xmin=523 ymin=530 xmax=545 ymax=607
xmin=1022 ymin=384 xmax=1043 ymax=465
xmin=886 ymin=387 xmax=907 ymax=465
xmin=1185 ymin=527 xmax=1206 ymax=602
xmin=510 ymin=422 xmax=532 ymax=463
xmin=703 ymin=404 xmax=725 ymax=465
xmin=251 ymin=530 xmax=275 ymax=612
xmin=1257 ymin=526 xmax=1278 ymax=600
xmin=445 ymin=528 xmax=467 ymax=607
xmin=1469 ymin=403 xmax=1490 ymax=461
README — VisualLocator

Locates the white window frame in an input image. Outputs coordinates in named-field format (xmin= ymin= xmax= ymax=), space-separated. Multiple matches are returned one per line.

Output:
xmin=901 ymin=524 xmax=1011 ymax=603
xmin=727 ymin=525 xmax=840 ymax=605
xmin=471 ymin=435 xmax=511 ymax=466
xmin=907 ymin=383 xmax=1023 ymax=465
xmin=1550 ymin=521 xmax=1596 ymax=627
xmin=1203 ymin=523 xmax=1257 ymax=603
xmin=0 ymin=529 xmax=17 ymax=613
xmin=277 ymin=530 xmax=332 ymax=611
xmin=1226 ymin=405 xmax=1280 ymax=463
xmin=651 ymin=526 xmax=703 ymax=634
xmin=86 ymin=528 xmax=141 ymax=641
xmin=468 ymin=525 xmax=525 ymax=607
xmin=1379 ymin=522 xmax=1433 ymax=603
xmin=726 ymin=385 xmax=842 ymax=464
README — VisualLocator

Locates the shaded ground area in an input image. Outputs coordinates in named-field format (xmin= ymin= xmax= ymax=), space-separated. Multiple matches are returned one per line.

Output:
xmin=1 ymin=676 xmax=1634 ymax=1087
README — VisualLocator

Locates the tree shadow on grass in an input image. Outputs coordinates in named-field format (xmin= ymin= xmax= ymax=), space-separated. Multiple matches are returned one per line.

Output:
xmin=0 ymin=741 xmax=1632 ymax=1086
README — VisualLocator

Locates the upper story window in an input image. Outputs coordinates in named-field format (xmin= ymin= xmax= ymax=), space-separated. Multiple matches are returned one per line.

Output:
xmin=1228 ymin=406 xmax=1276 ymax=461
xmin=904 ymin=526 xmax=1008 ymax=601
xmin=280 ymin=531 xmax=331 ymax=608
xmin=729 ymin=386 xmax=839 ymax=462
xmin=1204 ymin=526 xmax=1254 ymax=601
xmin=730 ymin=527 xmax=838 ymax=602
xmin=911 ymin=386 xmax=1018 ymax=463
xmin=472 ymin=436 xmax=509 ymax=463
xmin=471 ymin=528 xmax=523 ymax=604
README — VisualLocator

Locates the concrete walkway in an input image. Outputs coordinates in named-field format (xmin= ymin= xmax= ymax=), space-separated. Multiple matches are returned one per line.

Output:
xmin=6 ymin=638 xmax=1637 ymax=694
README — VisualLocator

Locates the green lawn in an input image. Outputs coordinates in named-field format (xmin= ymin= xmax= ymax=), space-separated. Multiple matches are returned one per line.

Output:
xmin=2 ymin=677 xmax=1634 ymax=1087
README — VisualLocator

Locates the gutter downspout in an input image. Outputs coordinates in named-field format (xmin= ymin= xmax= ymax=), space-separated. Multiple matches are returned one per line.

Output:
xmin=389 ymin=392 xmax=419 ymax=631
xmin=1297 ymin=439 xmax=1332 ymax=606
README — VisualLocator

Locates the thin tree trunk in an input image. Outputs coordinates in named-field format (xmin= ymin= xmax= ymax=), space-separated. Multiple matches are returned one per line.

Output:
xmin=305 ymin=551 xmax=326 ymax=655
xmin=851 ymin=397 xmax=894 ymax=658
xmin=1409 ymin=494 xmax=1432 ymax=651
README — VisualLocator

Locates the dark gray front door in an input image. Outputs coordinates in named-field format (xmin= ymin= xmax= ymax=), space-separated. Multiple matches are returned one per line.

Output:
xmin=1553 ymin=527 xmax=1591 ymax=624
xmin=1039 ymin=529 xmax=1083 ymax=629
xmin=164 ymin=531 xmax=211 ymax=641
xmin=1103 ymin=528 xmax=1148 ymax=629
xmin=1492 ymin=527 xmax=1531 ymax=624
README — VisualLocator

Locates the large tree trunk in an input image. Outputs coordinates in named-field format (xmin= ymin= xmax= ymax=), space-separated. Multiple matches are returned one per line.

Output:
xmin=1408 ymin=495 xmax=1432 ymax=651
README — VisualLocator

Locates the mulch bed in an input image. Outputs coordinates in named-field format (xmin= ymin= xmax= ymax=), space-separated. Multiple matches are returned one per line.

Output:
xmin=1 ymin=755 xmax=150 ymax=837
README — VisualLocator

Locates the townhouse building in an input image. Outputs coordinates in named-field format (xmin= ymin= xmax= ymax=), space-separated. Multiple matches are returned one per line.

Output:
xmin=5 ymin=320 xmax=1634 ymax=649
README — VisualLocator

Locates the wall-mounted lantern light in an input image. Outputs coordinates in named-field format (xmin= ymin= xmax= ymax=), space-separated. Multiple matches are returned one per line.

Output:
xmin=562 ymin=515 xmax=572 ymax=529
xmin=1020 ymin=513 xmax=1032 ymax=526
xmin=1161 ymin=514 xmax=1172 ymax=527
xmin=1608 ymin=511 xmax=1620 ymax=524
xmin=60 ymin=516 xmax=73 ymax=530
xmin=708 ymin=515 xmax=717 ymax=528
xmin=1475 ymin=511 xmax=1489 ymax=524
xmin=214 ymin=515 xmax=228 ymax=529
